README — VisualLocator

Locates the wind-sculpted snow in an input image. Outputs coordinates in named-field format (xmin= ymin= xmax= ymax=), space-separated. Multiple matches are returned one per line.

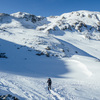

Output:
xmin=0 ymin=10 xmax=100 ymax=100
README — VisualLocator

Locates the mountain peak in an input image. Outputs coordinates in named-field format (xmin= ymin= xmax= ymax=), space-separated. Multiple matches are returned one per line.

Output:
xmin=10 ymin=12 xmax=44 ymax=24
xmin=11 ymin=12 xmax=33 ymax=18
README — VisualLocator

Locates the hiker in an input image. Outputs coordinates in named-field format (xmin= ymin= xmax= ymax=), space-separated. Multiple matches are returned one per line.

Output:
xmin=47 ymin=78 xmax=52 ymax=90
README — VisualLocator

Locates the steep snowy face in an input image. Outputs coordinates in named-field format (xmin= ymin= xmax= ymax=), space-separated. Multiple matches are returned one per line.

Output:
xmin=0 ymin=12 xmax=86 ymax=59
xmin=1 ymin=11 xmax=100 ymax=36
xmin=0 ymin=12 xmax=45 ymax=30
xmin=59 ymin=10 xmax=100 ymax=32
xmin=0 ymin=10 xmax=100 ymax=59
xmin=37 ymin=10 xmax=100 ymax=40
xmin=11 ymin=12 xmax=44 ymax=23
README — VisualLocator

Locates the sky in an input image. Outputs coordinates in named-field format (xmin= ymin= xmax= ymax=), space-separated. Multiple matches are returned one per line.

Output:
xmin=0 ymin=0 xmax=100 ymax=17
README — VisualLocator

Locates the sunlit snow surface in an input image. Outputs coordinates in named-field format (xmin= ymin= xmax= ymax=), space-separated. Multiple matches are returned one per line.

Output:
xmin=0 ymin=11 xmax=100 ymax=100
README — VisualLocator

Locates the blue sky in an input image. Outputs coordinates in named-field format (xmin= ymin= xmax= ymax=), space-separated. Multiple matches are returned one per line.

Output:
xmin=0 ymin=0 xmax=100 ymax=16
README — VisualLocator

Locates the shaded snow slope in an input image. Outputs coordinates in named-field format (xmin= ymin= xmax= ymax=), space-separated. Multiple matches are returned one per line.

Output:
xmin=0 ymin=39 xmax=68 ymax=78
xmin=0 ymin=10 xmax=100 ymax=100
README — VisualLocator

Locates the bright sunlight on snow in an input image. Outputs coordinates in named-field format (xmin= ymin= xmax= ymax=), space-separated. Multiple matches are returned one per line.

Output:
xmin=0 ymin=11 xmax=100 ymax=100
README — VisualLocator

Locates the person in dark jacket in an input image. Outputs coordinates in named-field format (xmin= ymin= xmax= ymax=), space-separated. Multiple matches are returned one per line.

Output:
xmin=47 ymin=78 xmax=52 ymax=90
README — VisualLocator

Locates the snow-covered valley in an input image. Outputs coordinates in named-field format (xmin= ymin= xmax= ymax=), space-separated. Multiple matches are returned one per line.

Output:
xmin=0 ymin=11 xmax=100 ymax=100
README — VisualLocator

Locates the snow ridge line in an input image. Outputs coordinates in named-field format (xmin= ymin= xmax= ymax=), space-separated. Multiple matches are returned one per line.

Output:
xmin=72 ymin=60 xmax=92 ymax=77
xmin=67 ymin=59 xmax=93 ymax=77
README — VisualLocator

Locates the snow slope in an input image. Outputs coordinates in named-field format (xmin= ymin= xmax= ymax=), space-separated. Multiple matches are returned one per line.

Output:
xmin=0 ymin=11 xmax=100 ymax=100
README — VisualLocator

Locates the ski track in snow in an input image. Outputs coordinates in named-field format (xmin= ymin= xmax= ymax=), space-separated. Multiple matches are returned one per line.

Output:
xmin=0 ymin=73 xmax=100 ymax=100
xmin=0 ymin=76 xmax=48 ymax=100
xmin=50 ymin=90 xmax=65 ymax=100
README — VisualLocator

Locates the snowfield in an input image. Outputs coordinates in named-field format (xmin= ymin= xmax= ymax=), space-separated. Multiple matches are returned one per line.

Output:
xmin=0 ymin=10 xmax=100 ymax=100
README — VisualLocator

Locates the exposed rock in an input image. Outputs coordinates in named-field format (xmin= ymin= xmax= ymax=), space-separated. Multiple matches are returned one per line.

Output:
xmin=0 ymin=53 xmax=7 ymax=58
xmin=45 ymin=46 xmax=51 ymax=50
xmin=0 ymin=94 xmax=19 ymax=100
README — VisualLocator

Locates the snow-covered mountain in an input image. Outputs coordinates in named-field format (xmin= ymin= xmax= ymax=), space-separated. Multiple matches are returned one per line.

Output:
xmin=0 ymin=10 xmax=100 ymax=100
xmin=37 ymin=10 xmax=100 ymax=40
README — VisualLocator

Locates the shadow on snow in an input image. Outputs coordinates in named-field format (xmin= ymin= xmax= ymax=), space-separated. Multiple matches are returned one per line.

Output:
xmin=0 ymin=39 xmax=69 ymax=78
xmin=0 ymin=38 xmax=99 ymax=78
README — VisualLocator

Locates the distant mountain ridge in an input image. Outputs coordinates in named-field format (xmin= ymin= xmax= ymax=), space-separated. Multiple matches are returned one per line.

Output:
xmin=0 ymin=10 xmax=100 ymax=59
xmin=0 ymin=10 xmax=100 ymax=36
xmin=37 ymin=10 xmax=100 ymax=40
